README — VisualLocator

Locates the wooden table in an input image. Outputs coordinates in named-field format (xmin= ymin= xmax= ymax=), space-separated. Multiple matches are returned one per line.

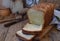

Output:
xmin=0 ymin=20 xmax=60 ymax=41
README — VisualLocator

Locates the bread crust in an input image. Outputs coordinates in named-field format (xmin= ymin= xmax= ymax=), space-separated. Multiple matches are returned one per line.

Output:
xmin=27 ymin=3 xmax=55 ymax=27
xmin=44 ymin=3 xmax=55 ymax=27
xmin=23 ymin=3 xmax=55 ymax=35
xmin=22 ymin=29 xmax=42 ymax=35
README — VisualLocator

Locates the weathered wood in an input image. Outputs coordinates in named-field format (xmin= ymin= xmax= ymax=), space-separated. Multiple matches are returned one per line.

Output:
xmin=0 ymin=23 xmax=9 ymax=41
xmin=0 ymin=20 xmax=59 ymax=41
xmin=41 ymin=26 xmax=60 ymax=41
xmin=0 ymin=15 xmax=22 ymax=23
xmin=39 ymin=25 xmax=54 ymax=39
xmin=40 ymin=34 xmax=53 ymax=41
xmin=49 ymin=26 xmax=60 ymax=41
xmin=5 ymin=20 xmax=28 ymax=41
xmin=33 ymin=25 xmax=54 ymax=41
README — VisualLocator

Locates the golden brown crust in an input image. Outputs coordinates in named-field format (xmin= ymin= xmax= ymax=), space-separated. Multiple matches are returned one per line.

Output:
xmin=32 ymin=3 xmax=48 ymax=13
xmin=43 ymin=3 xmax=55 ymax=27
xmin=28 ymin=3 xmax=55 ymax=27
xmin=22 ymin=29 xmax=42 ymax=35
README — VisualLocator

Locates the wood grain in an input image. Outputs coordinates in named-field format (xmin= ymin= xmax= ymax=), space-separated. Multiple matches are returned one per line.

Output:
xmin=0 ymin=20 xmax=60 ymax=41
xmin=33 ymin=25 xmax=54 ymax=41
xmin=0 ymin=23 xmax=9 ymax=41
xmin=39 ymin=25 xmax=54 ymax=39
xmin=5 ymin=20 xmax=28 ymax=41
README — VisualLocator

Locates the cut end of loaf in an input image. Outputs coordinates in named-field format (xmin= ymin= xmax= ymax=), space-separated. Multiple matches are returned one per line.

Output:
xmin=27 ymin=3 xmax=54 ymax=27
xmin=27 ymin=9 xmax=44 ymax=25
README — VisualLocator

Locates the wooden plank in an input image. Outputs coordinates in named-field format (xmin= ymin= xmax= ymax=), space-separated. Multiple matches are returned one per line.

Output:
xmin=40 ymin=34 xmax=53 ymax=41
xmin=4 ymin=20 xmax=60 ymax=41
xmin=0 ymin=14 xmax=22 ymax=23
xmin=49 ymin=26 xmax=60 ymax=41
xmin=5 ymin=20 xmax=28 ymax=41
xmin=0 ymin=23 xmax=9 ymax=41
xmin=39 ymin=25 xmax=54 ymax=39
xmin=34 ymin=25 xmax=54 ymax=41
xmin=41 ymin=25 xmax=60 ymax=41
xmin=39 ymin=29 xmax=52 ymax=41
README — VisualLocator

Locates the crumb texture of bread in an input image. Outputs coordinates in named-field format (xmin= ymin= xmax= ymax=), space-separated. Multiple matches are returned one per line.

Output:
xmin=23 ymin=23 xmax=43 ymax=31
xmin=27 ymin=3 xmax=55 ymax=27
xmin=16 ymin=30 xmax=35 ymax=40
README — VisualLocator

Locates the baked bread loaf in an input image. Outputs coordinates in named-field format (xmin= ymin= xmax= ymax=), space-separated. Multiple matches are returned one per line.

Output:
xmin=22 ymin=3 xmax=55 ymax=35
xmin=16 ymin=30 xmax=35 ymax=41
xmin=22 ymin=23 xmax=43 ymax=35
xmin=27 ymin=3 xmax=55 ymax=27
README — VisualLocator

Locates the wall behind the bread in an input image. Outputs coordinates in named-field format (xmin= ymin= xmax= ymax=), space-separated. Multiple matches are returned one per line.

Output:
xmin=0 ymin=0 xmax=60 ymax=8
xmin=0 ymin=0 xmax=2 ymax=8
xmin=0 ymin=0 xmax=9 ymax=8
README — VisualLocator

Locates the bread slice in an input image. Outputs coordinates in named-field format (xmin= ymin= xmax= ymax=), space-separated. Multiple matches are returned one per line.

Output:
xmin=16 ymin=30 xmax=35 ymax=41
xmin=27 ymin=3 xmax=55 ymax=27
xmin=22 ymin=23 xmax=43 ymax=35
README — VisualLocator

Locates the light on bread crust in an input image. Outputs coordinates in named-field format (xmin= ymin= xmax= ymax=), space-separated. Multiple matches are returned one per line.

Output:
xmin=22 ymin=3 xmax=55 ymax=35
xmin=27 ymin=3 xmax=55 ymax=27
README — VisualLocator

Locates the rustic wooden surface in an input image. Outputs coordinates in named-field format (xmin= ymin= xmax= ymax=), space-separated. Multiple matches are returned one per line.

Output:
xmin=5 ymin=20 xmax=28 ymax=41
xmin=0 ymin=14 xmax=22 ymax=23
xmin=0 ymin=20 xmax=60 ymax=41
xmin=39 ymin=25 xmax=54 ymax=39
xmin=0 ymin=23 xmax=9 ymax=41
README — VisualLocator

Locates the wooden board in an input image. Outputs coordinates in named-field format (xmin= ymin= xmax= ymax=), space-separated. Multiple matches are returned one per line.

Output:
xmin=34 ymin=25 xmax=54 ymax=41
xmin=41 ymin=26 xmax=60 ymax=41
xmin=3 ymin=20 xmax=60 ymax=41
xmin=5 ymin=20 xmax=54 ymax=41
xmin=48 ymin=26 xmax=60 ymax=41
xmin=5 ymin=20 xmax=28 ymax=41
xmin=40 ymin=34 xmax=53 ymax=41
xmin=0 ymin=23 xmax=9 ymax=41
xmin=39 ymin=25 xmax=54 ymax=39
xmin=0 ymin=14 xmax=22 ymax=23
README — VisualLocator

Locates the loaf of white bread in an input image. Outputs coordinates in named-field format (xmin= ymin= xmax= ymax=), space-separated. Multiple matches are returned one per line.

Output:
xmin=27 ymin=3 xmax=55 ymax=27
xmin=16 ymin=3 xmax=55 ymax=41
xmin=22 ymin=3 xmax=55 ymax=35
